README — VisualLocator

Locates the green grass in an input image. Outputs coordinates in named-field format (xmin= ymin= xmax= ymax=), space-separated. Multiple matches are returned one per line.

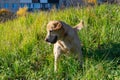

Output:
xmin=0 ymin=4 xmax=120 ymax=80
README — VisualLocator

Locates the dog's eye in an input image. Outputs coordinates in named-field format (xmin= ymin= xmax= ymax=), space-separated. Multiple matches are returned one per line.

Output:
xmin=50 ymin=30 xmax=53 ymax=33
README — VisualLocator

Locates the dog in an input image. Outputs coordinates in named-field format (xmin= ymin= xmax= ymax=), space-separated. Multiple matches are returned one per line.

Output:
xmin=45 ymin=20 xmax=84 ymax=72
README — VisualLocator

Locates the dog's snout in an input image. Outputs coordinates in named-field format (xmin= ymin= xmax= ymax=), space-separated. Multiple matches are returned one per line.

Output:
xmin=45 ymin=38 xmax=49 ymax=42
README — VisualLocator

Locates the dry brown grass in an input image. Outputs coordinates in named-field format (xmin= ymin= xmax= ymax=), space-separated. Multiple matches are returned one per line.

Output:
xmin=0 ymin=8 xmax=15 ymax=23
xmin=16 ymin=7 xmax=28 ymax=16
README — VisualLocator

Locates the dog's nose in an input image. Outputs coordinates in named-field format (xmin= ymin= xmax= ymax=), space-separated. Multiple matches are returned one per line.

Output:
xmin=45 ymin=38 xmax=49 ymax=42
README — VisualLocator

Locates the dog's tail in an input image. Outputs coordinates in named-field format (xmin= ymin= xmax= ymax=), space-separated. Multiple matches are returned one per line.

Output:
xmin=74 ymin=20 xmax=84 ymax=31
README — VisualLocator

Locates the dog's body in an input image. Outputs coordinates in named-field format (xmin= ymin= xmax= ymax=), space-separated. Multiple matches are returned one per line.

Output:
xmin=45 ymin=21 xmax=84 ymax=72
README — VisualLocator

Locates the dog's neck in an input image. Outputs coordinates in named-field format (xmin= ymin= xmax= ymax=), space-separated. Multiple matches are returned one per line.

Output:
xmin=63 ymin=31 xmax=68 ymax=38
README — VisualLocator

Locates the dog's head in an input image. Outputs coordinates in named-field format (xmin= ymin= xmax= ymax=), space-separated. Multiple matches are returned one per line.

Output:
xmin=45 ymin=21 xmax=64 ymax=44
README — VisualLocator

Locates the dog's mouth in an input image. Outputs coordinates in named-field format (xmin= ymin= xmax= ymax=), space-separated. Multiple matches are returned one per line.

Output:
xmin=50 ymin=36 xmax=58 ymax=44
xmin=45 ymin=36 xmax=58 ymax=44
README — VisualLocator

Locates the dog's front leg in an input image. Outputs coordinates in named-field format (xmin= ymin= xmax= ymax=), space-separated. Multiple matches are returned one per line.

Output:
xmin=54 ymin=44 xmax=62 ymax=72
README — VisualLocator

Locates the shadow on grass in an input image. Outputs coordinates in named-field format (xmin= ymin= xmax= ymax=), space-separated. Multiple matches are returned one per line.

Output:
xmin=83 ymin=42 xmax=120 ymax=64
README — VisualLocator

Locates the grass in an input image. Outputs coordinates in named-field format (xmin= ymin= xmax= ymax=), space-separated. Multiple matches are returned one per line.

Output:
xmin=0 ymin=4 xmax=120 ymax=80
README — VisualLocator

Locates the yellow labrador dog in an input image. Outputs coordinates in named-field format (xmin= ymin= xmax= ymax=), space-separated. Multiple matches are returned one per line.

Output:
xmin=45 ymin=20 xmax=84 ymax=72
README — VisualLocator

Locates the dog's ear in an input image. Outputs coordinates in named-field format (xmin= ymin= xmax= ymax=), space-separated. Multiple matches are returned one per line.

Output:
xmin=53 ymin=21 xmax=62 ymax=30
xmin=74 ymin=20 xmax=84 ymax=31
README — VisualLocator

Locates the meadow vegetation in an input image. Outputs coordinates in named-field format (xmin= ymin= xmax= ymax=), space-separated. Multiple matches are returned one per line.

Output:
xmin=0 ymin=4 xmax=120 ymax=79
